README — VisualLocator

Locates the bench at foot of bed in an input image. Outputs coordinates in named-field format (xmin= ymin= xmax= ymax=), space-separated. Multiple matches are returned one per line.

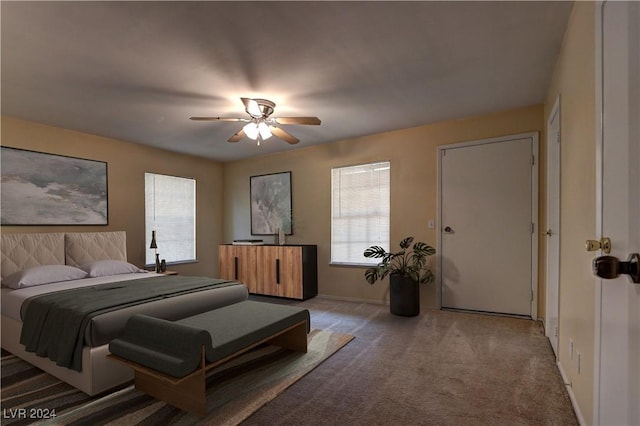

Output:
xmin=107 ymin=300 xmax=310 ymax=416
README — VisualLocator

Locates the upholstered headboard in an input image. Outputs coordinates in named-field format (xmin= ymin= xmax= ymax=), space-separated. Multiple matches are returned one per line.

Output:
xmin=64 ymin=232 xmax=127 ymax=267
xmin=1 ymin=231 xmax=127 ymax=280
xmin=1 ymin=233 xmax=65 ymax=279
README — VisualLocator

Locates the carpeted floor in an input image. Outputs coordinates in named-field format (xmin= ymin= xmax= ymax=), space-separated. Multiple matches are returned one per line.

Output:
xmin=1 ymin=329 xmax=353 ymax=426
xmin=1 ymin=297 xmax=577 ymax=425
xmin=244 ymin=296 xmax=579 ymax=426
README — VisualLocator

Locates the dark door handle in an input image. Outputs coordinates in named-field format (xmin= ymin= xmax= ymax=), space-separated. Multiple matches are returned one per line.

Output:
xmin=444 ymin=226 xmax=453 ymax=233
xmin=593 ymin=253 xmax=639 ymax=283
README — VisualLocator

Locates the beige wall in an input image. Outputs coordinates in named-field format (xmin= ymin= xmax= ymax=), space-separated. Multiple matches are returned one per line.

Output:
xmin=223 ymin=105 xmax=543 ymax=308
xmin=543 ymin=2 xmax=596 ymax=423
xmin=1 ymin=116 xmax=224 ymax=277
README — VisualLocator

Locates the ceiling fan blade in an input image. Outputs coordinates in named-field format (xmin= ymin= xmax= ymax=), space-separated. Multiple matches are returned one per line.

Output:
xmin=275 ymin=117 xmax=321 ymax=125
xmin=190 ymin=117 xmax=248 ymax=122
xmin=241 ymin=97 xmax=262 ymax=117
xmin=228 ymin=129 xmax=246 ymax=142
xmin=271 ymin=127 xmax=299 ymax=145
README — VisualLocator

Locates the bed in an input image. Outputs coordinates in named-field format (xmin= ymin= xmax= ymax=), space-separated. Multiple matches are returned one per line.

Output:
xmin=0 ymin=231 xmax=248 ymax=395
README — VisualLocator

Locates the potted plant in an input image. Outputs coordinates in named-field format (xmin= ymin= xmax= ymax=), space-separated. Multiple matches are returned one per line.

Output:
xmin=364 ymin=236 xmax=436 ymax=316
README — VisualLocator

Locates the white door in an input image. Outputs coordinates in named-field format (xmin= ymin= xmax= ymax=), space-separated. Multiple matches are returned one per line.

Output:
xmin=546 ymin=97 xmax=561 ymax=356
xmin=439 ymin=134 xmax=538 ymax=317
xmin=594 ymin=2 xmax=640 ymax=425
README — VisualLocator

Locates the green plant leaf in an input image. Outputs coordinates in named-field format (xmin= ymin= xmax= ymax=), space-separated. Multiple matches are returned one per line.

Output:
xmin=420 ymin=270 xmax=434 ymax=284
xmin=399 ymin=236 xmax=414 ymax=249
xmin=379 ymin=267 xmax=391 ymax=280
xmin=364 ymin=246 xmax=387 ymax=258
xmin=364 ymin=237 xmax=435 ymax=287
xmin=410 ymin=253 xmax=426 ymax=269
xmin=364 ymin=268 xmax=378 ymax=284
xmin=413 ymin=241 xmax=436 ymax=256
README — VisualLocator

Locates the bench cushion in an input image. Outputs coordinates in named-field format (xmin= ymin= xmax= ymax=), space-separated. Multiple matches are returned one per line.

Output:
xmin=109 ymin=300 xmax=310 ymax=378
xmin=108 ymin=315 xmax=212 ymax=378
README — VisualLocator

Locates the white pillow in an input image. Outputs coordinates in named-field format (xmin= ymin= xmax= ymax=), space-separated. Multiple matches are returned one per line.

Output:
xmin=2 ymin=265 xmax=88 ymax=289
xmin=80 ymin=260 xmax=146 ymax=277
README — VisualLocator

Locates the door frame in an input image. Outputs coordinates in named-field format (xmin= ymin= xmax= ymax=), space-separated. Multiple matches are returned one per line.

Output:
xmin=436 ymin=132 xmax=539 ymax=319
xmin=545 ymin=95 xmax=561 ymax=355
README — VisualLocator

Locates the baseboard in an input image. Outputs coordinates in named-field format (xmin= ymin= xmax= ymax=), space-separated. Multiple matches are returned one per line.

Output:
xmin=441 ymin=307 xmax=531 ymax=320
xmin=316 ymin=294 xmax=388 ymax=306
xmin=556 ymin=361 xmax=587 ymax=426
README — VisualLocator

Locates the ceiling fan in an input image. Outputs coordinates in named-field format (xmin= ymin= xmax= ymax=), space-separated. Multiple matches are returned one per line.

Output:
xmin=190 ymin=98 xmax=321 ymax=145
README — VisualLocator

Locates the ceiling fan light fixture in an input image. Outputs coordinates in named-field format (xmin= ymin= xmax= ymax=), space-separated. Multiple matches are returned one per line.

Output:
xmin=243 ymin=122 xmax=259 ymax=139
xmin=191 ymin=97 xmax=319 ymax=146
xmin=258 ymin=122 xmax=272 ymax=140
xmin=246 ymin=99 xmax=263 ymax=117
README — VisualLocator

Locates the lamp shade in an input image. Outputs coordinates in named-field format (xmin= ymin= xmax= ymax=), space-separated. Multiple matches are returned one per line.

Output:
xmin=150 ymin=230 xmax=158 ymax=249
xmin=243 ymin=122 xmax=259 ymax=140
xmin=258 ymin=122 xmax=272 ymax=139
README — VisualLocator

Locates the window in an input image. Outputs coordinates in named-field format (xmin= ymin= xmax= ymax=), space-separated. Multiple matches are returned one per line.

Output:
xmin=331 ymin=161 xmax=390 ymax=265
xmin=145 ymin=173 xmax=196 ymax=266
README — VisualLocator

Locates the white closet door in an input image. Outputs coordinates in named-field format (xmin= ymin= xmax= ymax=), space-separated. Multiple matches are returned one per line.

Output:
xmin=595 ymin=2 xmax=640 ymax=424
xmin=440 ymin=135 xmax=535 ymax=317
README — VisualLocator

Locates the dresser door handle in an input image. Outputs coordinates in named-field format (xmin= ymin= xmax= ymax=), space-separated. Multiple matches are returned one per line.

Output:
xmin=234 ymin=257 xmax=238 ymax=280
xmin=276 ymin=259 xmax=280 ymax=284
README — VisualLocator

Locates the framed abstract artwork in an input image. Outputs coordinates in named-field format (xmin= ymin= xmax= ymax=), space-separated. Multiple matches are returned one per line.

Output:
xmin=1 ymin=147 xmax=108 ymax=225
xmin=250 ymin=171 xmax=292 ymax=235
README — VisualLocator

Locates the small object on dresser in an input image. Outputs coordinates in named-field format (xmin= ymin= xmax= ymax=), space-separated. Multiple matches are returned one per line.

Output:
xmin=232 ymin=239 xmax=264 ymax=245
xmin=160 ymin=259 xmax=166 ymax=272
xmin=155 ymin=253 xmax=161 ymax=273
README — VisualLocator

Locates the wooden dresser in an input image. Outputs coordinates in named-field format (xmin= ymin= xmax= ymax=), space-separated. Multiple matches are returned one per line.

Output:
xmin=218 ymin=244 xmax=317 ymax=300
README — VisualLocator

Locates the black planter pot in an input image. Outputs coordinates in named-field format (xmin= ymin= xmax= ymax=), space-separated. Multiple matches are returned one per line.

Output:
xmin=390 ymin=274 xmax=420 ymax=316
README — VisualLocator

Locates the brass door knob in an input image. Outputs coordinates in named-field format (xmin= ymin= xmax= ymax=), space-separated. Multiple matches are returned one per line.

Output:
xmin=586 ymin=237 xmax=611 ymax=254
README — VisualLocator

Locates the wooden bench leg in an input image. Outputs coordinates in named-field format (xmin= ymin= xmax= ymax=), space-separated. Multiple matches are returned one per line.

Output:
xmin=134 ymin=368 xmax=207 ymax=417
xmin=266 ymin=321 xmax=308 ymax=353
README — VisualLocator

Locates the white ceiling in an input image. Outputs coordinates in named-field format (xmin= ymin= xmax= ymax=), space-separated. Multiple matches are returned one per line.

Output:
xmin=1 ymin=1 xmax=573 ymax=162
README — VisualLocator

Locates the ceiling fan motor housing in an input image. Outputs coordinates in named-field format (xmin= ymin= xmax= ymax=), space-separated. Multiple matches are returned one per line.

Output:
xmin=247 ymin=98 xmax=275 ymax=118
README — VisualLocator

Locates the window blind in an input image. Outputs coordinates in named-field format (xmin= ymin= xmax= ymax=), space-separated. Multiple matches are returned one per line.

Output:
xmin=331 ymin=161 xmax=390 ymax=265
xmin=145 ymin=173 xmax=196 ymax=265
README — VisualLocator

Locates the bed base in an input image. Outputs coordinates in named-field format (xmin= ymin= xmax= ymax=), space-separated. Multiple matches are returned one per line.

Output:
xmin=1 ymin=314 xmax=133 ymax=395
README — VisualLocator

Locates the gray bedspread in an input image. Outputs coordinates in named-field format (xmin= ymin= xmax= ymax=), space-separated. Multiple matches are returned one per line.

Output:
xmin=20 ymin=276 xmax=241 ymax=371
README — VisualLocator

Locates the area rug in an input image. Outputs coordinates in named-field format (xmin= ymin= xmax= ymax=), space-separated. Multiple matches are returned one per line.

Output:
xmin=1 ymin=329 xmax=354 ymax=426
